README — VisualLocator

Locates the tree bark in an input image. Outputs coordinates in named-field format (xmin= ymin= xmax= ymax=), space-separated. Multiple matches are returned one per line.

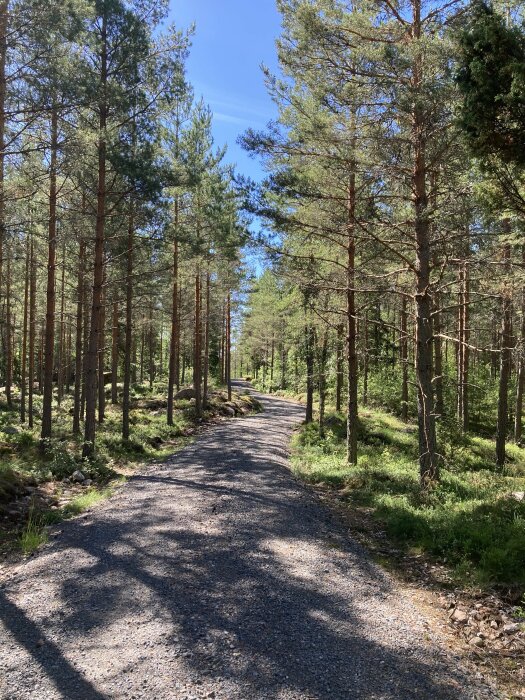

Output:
xmin=496 ymin=241 xmax=512 ymax=468
xmin=167 ymin=220 xmax=179 ymax=425
xmin=457 ymin=253 xmax=470 ymax=431
xmin=226 ymin=291 xmax=232 ymax=401
xmin=400 ymin=295 xmax=409 ymax=423
xmin=346 ymin=177 xmax=358 ymax=465
xmin=194 ymin=269 xmax=202 ymax=417
xmin=111 ymin=298 xmax=119 ymax=404
xmin=28 ymin=231 xmax=35 ymax=428
xmin=73 ymin=236 xmax=84 ymax=433
xmin=412 ymin=1 xmax=439 ymax=485
xmin=98 ymin=271 xmax=106 ymax=423
xmin=514 ymin=245 xmax=525 ymax=442
xmin=41 ymin=106 xmax=59 ymax=444
xmin=57 ymin=240 xmax=66 ymax=406
xmin=0 ymin=1 xmax=7 ymax=387
xmin=122 ymin=204 xmax=133 ymax=440
xmin=318 ymin=328 xmax=328 ymax=435
xmin=203 ymin=270 xmax=210 ymax=407
xmin=336 ymin=323 xmax=343 ymax=413
xmin=83 ymin=11 xmax=107 ymax=457
xmin=305 ymin=321 xmax=314 ymax=424
xmin=4 ymin=236 xmax=11 ymax=406
xmin=20 ymin=232 xmax=29 ymax=423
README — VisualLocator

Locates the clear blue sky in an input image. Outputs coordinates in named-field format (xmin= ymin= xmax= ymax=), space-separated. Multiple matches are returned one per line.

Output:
xmin=168 ymin=0 xmax=282 ymax=183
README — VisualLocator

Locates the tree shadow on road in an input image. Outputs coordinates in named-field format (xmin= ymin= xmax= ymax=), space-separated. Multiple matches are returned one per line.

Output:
xmin=0 ymin=390 xmax=482 ymax=699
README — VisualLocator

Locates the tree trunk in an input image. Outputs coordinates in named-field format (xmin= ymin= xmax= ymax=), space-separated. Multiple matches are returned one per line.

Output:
xmin=220 ymin=302 xmax=225 ymax=385
xmin=41 ymin=106 xmax=59 ymax=444
xmin=226 ymin=291 xmax=232 ymax=402
xmin=457 ymin=253 xmax=470 ymax=431
xmin=194 ymin=270 xmax=202 ymax=417
xmin=83 ymin=11 xmax=107 ymax=458
xmin=20 ymin=233 xmax=29 ymax=423
xmin=0 ymin=1 xmax=7 ymax=391
xmin=346 ymin=176 xmax=358 ymax=465
xmin=433 ymin=292 xmax=444 ymax=419
xmin=73 ymin=236 xmax=84 ymax=433
xmin=80 ymin=276 xmax=89 ymax=422
xmin=496 ymin=241 xmax=512 ymax=468
xmin=401 ymin=295 xmax=409 ymax=423
xmin=122 ymin=204 xmax=133 ymax=440
xmin=57 ymin=240 xmax=66 ymax=406
xmin=412 ymin=3 xmax=439 ymax=485
xmin=203 ymin=270 xmax=210 ymax=407
xmin=98 ymin=272 xmax=106 ymax=423
xmin=514 ymin=245 xmax=525 ymax=442
xmin=28 ymin=232 xmax=36 ymax=428
xmin=4 ymin=237 xmax=11 ymax=406
xmin=335 ymin=324 xmax=343 ymax=413
xmin=167 ymin=226 xmax=179 ymax=425
xmin=305 ymin=321 xmax=314 ymax=424
xmin=111 ymin=298 xmax=119 ymax=404
xmin=148 ymin=302 xmax=154 ymax=391
xmin=318 ymin=328 xmax=329 ymax=435
xmin=362 ymin=313 xmax=369 ymax=407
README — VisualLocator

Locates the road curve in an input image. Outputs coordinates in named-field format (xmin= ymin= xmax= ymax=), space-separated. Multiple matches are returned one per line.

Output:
xmin=0 ymin=382 xmax=498 ymax=700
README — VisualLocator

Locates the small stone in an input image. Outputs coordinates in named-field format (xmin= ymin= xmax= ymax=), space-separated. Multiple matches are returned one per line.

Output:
xmin=71 ymin=470 xmax=85 ymax=483
xmin=469 ymin=636 xmax=485 ymax=648
xmin=503 ymin=622 xmax=521 ymax=634
xmin=36 ymin=639 xmax=45 ymax=647
xmin=511 ymin=491 xmax=525 ymax=501
xmin=451 ymin=609 xmax=468 ymax=624
xmin=84 ymin=479 xmax=92 ymax=487
xmin=3 ymin=426 xmax=19 ymax=435
xmin=490 ymin=620 xmax=499 ymax=629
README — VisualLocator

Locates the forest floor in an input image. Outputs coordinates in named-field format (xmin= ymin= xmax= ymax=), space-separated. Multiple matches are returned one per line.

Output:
xmin=0 ymin=382 xmax=502 ymax=700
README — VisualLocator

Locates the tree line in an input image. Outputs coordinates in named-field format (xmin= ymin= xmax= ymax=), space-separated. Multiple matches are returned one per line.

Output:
xmin=0 ymin=1 xmax=245 ymax=457
xmin=238 ymin=0 xmax=525 ymax=487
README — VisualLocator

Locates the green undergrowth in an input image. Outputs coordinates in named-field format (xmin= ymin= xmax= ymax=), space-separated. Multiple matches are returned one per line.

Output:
xmin=291 ymin=408 xmax=525 ymax=590
xmin=19 ymin=505 xmax=48 ymax=554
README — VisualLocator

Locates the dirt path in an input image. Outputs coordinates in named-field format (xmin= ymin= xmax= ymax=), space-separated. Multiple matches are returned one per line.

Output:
xmin=0 ymin=383 xmax=499 ymax=700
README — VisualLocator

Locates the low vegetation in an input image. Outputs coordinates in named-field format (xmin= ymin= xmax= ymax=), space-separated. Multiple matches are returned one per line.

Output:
xmin=289 ymin=406 xmax=525 ymax=591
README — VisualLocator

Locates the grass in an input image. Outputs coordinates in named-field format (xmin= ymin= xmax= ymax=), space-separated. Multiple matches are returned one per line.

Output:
xmin=19 ymin=503 xmax=48 ymax=554
xmin=290 ymin=408 xmax=525 ymax=591
xmin=61 ymin=486 xmax=117 ymax=517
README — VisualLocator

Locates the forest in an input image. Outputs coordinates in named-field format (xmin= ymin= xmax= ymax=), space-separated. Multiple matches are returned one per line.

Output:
xmin=0 ymin=0 xmax=250 ymax=519
xmin=0 ymin=0 xmax=523 ymax=586
xmin=236 ymin=0 xmax=525 ymax=591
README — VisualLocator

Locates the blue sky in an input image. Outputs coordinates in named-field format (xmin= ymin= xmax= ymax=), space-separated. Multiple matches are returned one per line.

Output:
xmin=168 ymin=0 xmax=282 ymax=183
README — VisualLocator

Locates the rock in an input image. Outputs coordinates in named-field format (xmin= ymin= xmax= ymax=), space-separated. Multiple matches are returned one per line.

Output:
xmin=490 ymin=620 xmax=499 ymax=629
xmin=148 ymin=435 xmax=163 ymax=447
xmin=221 ymin=405 xmax=235 ymax=417
xmin=2 ymin=426 xmax=19 ymax=435
xmin=469 ymin=636 xmax=485 ymax=648
xmin=174 ymin=388 xmax=196 ymax=401
xmin=503 ymin=622 xmax=521 ymax=634
xmin=451 ymin=609 xmax=469 ymax=624
xmin=84 ymin=479 xmax=93 ymax=487
xmin=511 ymin=491 xmax=525 ymax=502
xmin=71 ymin=470 xmax=85 ymax=483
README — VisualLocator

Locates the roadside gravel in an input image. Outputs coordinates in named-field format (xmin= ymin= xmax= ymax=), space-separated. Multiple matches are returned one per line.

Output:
xmin=0 ymin=382 xmax=500 ymax=699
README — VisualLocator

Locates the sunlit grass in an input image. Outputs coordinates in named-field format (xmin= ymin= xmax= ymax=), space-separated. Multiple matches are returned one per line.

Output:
xmin=291 ymin=407 xmax=525 ymax=589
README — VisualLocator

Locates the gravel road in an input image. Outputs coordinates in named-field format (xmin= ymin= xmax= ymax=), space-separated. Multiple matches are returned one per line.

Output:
xmin=0 ymin=383 xmax=499 ymax=700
